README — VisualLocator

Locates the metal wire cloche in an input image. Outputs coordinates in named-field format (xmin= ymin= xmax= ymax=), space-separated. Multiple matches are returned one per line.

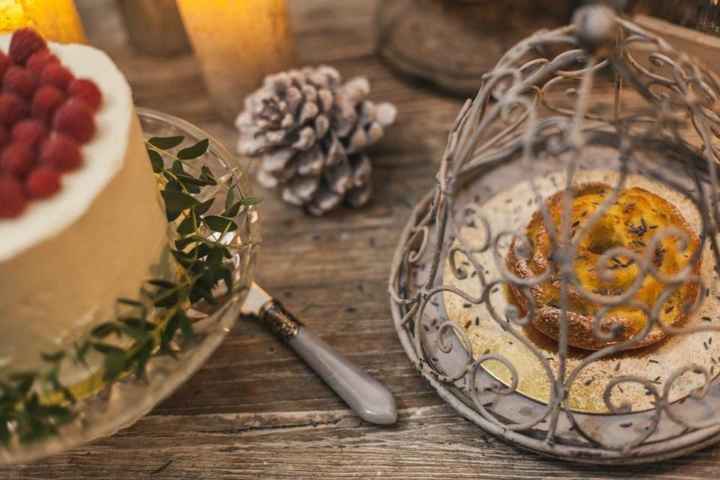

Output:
xmin=390 ymin=4 xmax=720 ymax=464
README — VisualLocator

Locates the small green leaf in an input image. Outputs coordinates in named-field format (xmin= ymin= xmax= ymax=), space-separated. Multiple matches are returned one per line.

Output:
xmin=171 ymin=160 xmax=186 ymax=174
xmin=178 ymin=139 xmax=209 ymax=159
xmin=177 ymin=213 xmax=197 ymax=236
xmin=91 ymin=322 xmax=119 ymax=339
xmin=161 ymin=312 xmax=181 ymax=351
xmin=148 ymin=279 xmax=176 ymax=289
xmin=241 ymin=196 xmax=261 ymax=206
xmin=225 ymin=187 xmax=236 ymax=210
xmin=199 ymin=166 xmax=217 ymax=185
xmin=203 ymin=215 xmax=237 ymax=232
xmin=0 ymin=419 xmax=10 ymax=445
xmin=161 ymin=190 xmax=199 ymax=221
xmin=164 ymin=178 xmax=183 ymax=192
xmin=132 ymin=341 xmax=154 ymax=378
xmin=194 ymin=198 xmax=215 ymax=216
xmin=148 ymin=136 xmax=184 ymax=149
xmin=74 ymin=341 xmax=91 ymax=366
xmin=116 ymin=298 xmax=147 ymax=320
xmin=223 ymin=200 xmax=242 ymax=218
xmin=121 ymin=317 xmax=154 ymax=332
xmin=10 ymin=372 xmax=36 ymax=395
xmin=40 ymin=351 xmax=65 ymax=364
xmin=220 ymin=266 xmax=233 ymax=290
xmin=92 ymin=342 xmax=125 ymax=355
xmin=102 ymin=351 xmax=127 ymax=382
xmin=171 ymin=249 xmax=196 ymax=269
xmin=148 ymin=149 xmax=163 ymax=173
xmin=145 ymin=279 xmax=179 ymax=308
xmin=178 ymin=311 xmax=194 ymax=342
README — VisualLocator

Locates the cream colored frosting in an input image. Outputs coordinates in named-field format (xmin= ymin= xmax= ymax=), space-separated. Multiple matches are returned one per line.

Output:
xmin=0 ymin=38 xmax=168 ymax=368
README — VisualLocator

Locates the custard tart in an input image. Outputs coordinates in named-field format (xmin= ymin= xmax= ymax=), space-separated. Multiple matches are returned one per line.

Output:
xmin=506 ymin=183 xmax=701 ymax=350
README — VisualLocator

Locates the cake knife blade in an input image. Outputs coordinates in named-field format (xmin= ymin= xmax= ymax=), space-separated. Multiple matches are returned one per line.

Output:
xmin=240 ymin=283 xmax=398 ymax=425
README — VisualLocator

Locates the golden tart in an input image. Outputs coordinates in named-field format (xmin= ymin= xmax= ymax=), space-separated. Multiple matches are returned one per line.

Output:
xmin=506 ymin=183 xmax=701 ymax=350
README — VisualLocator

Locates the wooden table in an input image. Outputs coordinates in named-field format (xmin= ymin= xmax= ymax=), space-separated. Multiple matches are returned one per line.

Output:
xmin=4 ymin=1 xmax=720 ymax=478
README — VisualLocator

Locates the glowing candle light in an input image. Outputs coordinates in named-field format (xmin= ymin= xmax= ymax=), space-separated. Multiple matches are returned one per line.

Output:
xmin=0 ymin=0 xmax=86 ymax=43
xmin=177 ymin=0 xmax=295 ymax=122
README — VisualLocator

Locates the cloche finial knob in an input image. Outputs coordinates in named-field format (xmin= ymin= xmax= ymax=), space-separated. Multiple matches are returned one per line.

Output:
xmin=573 ymin=4 xmax=618 ymax=52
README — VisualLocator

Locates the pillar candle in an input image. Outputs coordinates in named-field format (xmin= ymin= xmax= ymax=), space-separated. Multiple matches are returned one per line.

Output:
xmin=0 ymin=0 xmax=86 ymax=43
xmin=176 ymin=0 xmax=295 ymax=122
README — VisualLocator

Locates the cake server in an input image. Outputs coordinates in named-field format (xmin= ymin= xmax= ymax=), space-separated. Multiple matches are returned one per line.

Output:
xmin=241 ymin=283 xmax=398 ymax=425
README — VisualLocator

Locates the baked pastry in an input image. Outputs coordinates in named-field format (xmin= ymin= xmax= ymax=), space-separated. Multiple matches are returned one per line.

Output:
xmin=0 ymin=29 xmax=167 ymax=367
xmin=506 ymin=182 xmax=701 ymax=350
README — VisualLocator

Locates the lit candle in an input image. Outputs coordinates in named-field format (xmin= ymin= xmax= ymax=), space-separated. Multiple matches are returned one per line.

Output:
xmin=177 ymin=0 xmax=295 ymax=122
xmin=0 ymin=0 xmax=86 ymax=43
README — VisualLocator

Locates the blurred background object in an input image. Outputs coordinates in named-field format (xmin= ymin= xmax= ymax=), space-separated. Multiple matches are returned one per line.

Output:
xmin=115 ymin=0 xmax=190 ymax=56
xmin=376 ymin=0 xmax=573 ymax=96
xmin=0 ymin=0 xmax=85 ymax=43
xmin=634 ymin=0 xmax=720 ymax=35
xmin=176 ymin=0 xmax=295 ymax=123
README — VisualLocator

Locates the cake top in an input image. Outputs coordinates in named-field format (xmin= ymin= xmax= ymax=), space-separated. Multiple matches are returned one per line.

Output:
xmin=0 ymin=29 xmax=133 ymax=262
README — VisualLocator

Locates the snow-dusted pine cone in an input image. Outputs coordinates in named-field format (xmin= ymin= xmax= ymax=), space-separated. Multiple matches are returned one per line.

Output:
xmin=235 ymin=65 xmax=397 ymax=216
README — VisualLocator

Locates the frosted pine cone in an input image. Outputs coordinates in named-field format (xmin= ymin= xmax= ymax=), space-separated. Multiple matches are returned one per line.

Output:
xmin=235 ymin=66 xmax=397 ymax=216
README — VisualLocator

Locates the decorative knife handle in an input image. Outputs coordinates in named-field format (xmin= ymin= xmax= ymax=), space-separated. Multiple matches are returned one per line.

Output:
xmin=258 ymin=300 xmax=398 ymax=425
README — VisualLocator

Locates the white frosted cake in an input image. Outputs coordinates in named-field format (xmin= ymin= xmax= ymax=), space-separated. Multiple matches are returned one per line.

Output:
xmin=0 ymin=30 xmax=167 ymax=367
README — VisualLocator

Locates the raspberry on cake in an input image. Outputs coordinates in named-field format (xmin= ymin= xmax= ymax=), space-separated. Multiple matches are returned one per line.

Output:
xmin=9 ymin=28 xmax=46 ymax=65
xmin=0 ymin=93 xmax=28 ymax=126
xmin=40 ymin=63 xmax=74 ymax=90
xmin=53 ymin=98 xmax=95 ymax=142
xmin=0 ymin=28 xmax=107 ymax=218
xmin=12 ymin=119 xmax=47 ymax=146
xmin=4 ymin=65 xmax=37 ymax=98
xmin=26 ymin=50 xmax=59 ymax=76
xmin=0 ymin=174 xmax=26 ymax=217
xmin=69 ymin=78 xmax=102 ymax=112
xmin=0 ymin=28 xmax=168 ymax=370
xmin=32 ymin=85 xmax=66 ymax=122
xmin=39 ymin=132 xmax=81 ymax=171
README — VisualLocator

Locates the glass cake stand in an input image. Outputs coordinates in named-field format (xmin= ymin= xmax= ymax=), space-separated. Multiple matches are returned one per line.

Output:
xmin=0 ymin=108 xmax=259 ymax=464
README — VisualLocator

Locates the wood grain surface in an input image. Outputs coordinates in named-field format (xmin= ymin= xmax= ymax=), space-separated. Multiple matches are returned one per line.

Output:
xmin=3 ymin=1 xmax=720 ymax=478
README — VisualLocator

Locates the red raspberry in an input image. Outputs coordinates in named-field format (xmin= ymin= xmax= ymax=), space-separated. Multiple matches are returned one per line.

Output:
xmin=9 ymin=28 xmax=47 ymax=65
xmin=26 ymin=166 xmax=60 ymax=199
xmin=0 ymin=125 xmax=9 ymax=148
xmin=0 ymin=143 xmax=35 ymax=176
xmin=40 ymin=133 xmax=81 ymax=171
xmin=53 ymin=98 xmax=95 ymax=143
xmin=0 ymin=93 xmax=28 ymax=125
xmin=26 ymin=49 xmax=58 ymax=77
xmin=68 ymin=79 xmax=102 ymax=112
xmin=3 ymin=66 xmax=36 ymax=98
xmin=0 ymin=51 xmax=11 ymax=79
xmin=12 ymin=119 xmax=47 ymax=147
xmin=0 ymin=175 xmax=27 ymax=218
xmin=31 ymin=85 xmax=65 ymax=123
xmin=39 ymin=63 xmax=74 ymax=91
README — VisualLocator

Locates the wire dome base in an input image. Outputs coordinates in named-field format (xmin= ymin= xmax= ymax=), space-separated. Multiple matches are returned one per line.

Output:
xmin=389 ymin=5 xmax=720 ymax=464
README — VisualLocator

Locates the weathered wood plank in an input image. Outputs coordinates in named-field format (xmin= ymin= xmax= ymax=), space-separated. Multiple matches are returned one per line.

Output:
xmin=2 ymin=0 xmax=720 ymax=478
xmin=7 ymin=407 xmax=720 ymax=480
